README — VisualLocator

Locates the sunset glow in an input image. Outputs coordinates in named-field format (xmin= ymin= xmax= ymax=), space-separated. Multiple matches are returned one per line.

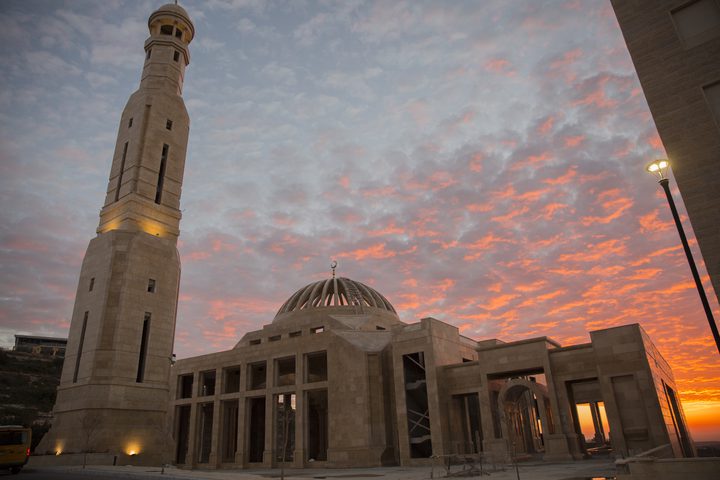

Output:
xmin=0 ymin=0 xmax=718 ymax=442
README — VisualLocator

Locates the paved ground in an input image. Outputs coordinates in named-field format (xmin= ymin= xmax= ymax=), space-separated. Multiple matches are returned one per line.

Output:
xmin=12 ymin=459 xmax=617 ymax=480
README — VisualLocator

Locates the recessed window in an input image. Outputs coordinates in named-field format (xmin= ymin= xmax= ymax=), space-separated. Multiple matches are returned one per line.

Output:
xmin=275 ymin=356 xmax=296 ymax=386
xmin=128 ymin=118 xmax=133 ymax=128
xmin=223 ymin=366 xmax=241 ymax=393
xmin=175 ymin=29 xmax=183 ymax=39
xmin=306 ymin=351 xmax=327 ymax=383
xmin=248 ymin=361 xmax=266 ymax=390
xmin=376 ymin=325 xmax=386 ymax=330
xmin=269 ymin=335 xmax=281 ymax=342
xmin=147 ymin=278 xmax=156 ymax=293
xmin=146 ymin=49 xmax=151 ymax=60
xmin=88 ymin=277 xmax=95 ymax=292
xmin=178 ymin=374 xmax=193 ymax=399
xmin=289 ymin=331 xmax=301 ymax=338
xmin=671 ymin=0 xmax=720 ymax=48
xmin=136 ymin=313 xmax=151 ymax=383
xmin=310 ymin=326 xmax=324 ymax=334
xmin=173 ymin=51 xmax=180 ymax=62
xmin=703 ymin=81 xmax=720 ymax=128
xmin=249 ymin=339 xmax=261 ymax=345
xmin=166 ymin=119 xmax=173 ymax=130
xmin=155 ymin=144 xmax=169 ymax=204
xmin=199 ymin=370 xmax=216 ymax=396
xmin=160 ymin=25 xmax=173 ymax=35
xmin=73 ymin=311 xmax=89 ymax=383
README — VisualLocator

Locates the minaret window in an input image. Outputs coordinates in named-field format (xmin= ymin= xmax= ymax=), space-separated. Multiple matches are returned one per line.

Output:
xmin=147 ymin=278 xmax=156 ymax=293
xmin=73 ymin=312 xmax=89 ymax=383
xmin=146 ymin=49 xmax=151 ymax=60
xmin=173 ymin=51 xmax=180 ymax=62
xmin=128 ymin=117 xmax=133 ymax=128
xmin=166 ymin=119 xmax=173 ymax=130
xmin=89 ymin=277 xmax=95 ymax=292
xmin=115 ymin=142 xmax=129 ymax=202
xmin=155 ymin=144 xmax=169 ymax=204
xmin=136 ymin=313 xmax=151 ymax=383
xmin=175 ymin=29 xmax=183 ymax=39
xmin=160 ymin=25 xmax=173 ymax=35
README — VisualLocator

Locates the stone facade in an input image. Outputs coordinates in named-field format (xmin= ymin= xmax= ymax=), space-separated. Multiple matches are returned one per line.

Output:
xmin=169 ymin=277 xmax=695 ymax=469
xmin=611 ymin=0 xmax=720 ymax=305
xmin=37 ymin=4 xmax=195 ymax=466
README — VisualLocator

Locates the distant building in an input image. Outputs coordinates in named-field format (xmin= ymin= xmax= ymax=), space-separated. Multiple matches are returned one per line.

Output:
xmin=13 ymin=335 xmax=67 ymax=357
xmin=611 ymin=0 xmax=720 ymax=304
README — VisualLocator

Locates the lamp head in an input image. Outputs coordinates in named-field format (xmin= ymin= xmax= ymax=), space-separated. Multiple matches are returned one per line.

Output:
xmin=646 ymin=159 xmax=669 ymax=181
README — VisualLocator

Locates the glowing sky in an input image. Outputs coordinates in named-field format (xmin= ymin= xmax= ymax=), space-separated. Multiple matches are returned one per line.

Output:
xmin=0 ymin=1 xmax=718 ymax=440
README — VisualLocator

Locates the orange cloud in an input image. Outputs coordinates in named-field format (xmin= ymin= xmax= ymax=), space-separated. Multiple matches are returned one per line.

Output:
xmin=484 ymin=58 xmax=516 ymax=76
xmin=564 ymin=135 xmax=585 ymax=147
xmin=537 ymin=115 xmax=555 ymax=135
xmin=340 ymin=243 xmax=397 ymax=260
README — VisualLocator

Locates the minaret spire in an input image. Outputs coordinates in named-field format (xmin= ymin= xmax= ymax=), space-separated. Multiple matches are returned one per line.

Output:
xmin=37 ymin=4 xmax=196 ymax=466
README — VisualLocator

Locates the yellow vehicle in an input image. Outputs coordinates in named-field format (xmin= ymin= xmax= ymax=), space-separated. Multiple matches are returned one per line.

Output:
xmin=0 ymin=426 xmax=31 ymax=474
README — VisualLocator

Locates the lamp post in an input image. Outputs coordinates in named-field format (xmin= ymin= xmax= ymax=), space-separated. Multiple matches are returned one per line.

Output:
xmin=646 ymin=159 xmax=720 ymax=355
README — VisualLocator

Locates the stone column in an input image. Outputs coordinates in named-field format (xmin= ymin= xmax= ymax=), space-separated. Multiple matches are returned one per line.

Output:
xmin=235 ymin=396 xmax=246 ymax=466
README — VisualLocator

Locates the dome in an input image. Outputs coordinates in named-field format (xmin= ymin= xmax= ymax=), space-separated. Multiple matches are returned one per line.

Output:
xmin=275 ymin=277 xmax=397 ymax=318
xmin=149 ymin=3 xmax=195 ymax=40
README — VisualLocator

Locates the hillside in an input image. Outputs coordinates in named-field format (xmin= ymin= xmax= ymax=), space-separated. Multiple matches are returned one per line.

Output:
xmin=0 ymin=348 xmax=62 ymax=451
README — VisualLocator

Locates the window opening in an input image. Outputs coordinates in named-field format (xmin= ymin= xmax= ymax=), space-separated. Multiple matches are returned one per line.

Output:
xmin=248 ymin=361 xmax=266 ymax=390
xmin=175 ymin=28 xmax=183 ymax=39
xmin=310 ymin=326 xmax=324 ymax=334
xmin=128 ymin=117 xmax=133 ymax=128
xmin=269 ymin=335 xmax=281 ymax=342
xmin=166 ymin=119 xmax=173 ymax=130
xmin=221 ymin=400 xmax=239 ymax=462
xmin=73 ymin=311 xmax=89 ymax=383
xmin=289 ymin=331 xmax=302 ymax=338
xmin=147 ymin=278 xmax=156 ymax=293
xmin=275 ymin=356 xmax=296 ymax=386
xmin=376 ymin=325 xmax=386 ymax=330
xmin=199 ymin=370 xmax=216 ymax=396
xmin=223 ymin=366 xmax=241 ymax=393
xmin=452 ymin=393 xmax=482 ymax=454
xmin=175 ymin=405 xmax=191 ymax=464
xmin=136 ymin=312 xmax=151 ymax=382
xmin=306 ymin=390 xmax=328 ymax=461
xmin=88 ymin=277 xmax=95 ymax=292
xmin=249 ymin=338 xmax=261 ymax=345
xmin=146 ymin=49 xmax=151 ymax=60
xmin=248 ymin=397 xmax=265 ymax=462
xmin=160 ymin=25 xmax=173 ymax=35
xmin=197 ymin=403 xmax=213 ymax=463
xmin=403 ymin=352 xmax=432 ymax=457
xmin=173 ymin=51 xmax=180 ymax=62
xmin=155 ymin=144 xmax=168 ymax=204
xmin=274 ymin=393 xmax=296 ymax=463
xmin=114 ymin=141 xmax=128 ymax=202
xmin=178 ymin=374 xmax=193 ymax=399
xmin=306 ymin=351 xmax=327 ymax=383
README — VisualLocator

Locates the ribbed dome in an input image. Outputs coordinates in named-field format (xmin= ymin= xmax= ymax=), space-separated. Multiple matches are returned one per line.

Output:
xmin=149 ymin=3 xmax=195 ymax=40
xmin=276 ymin=277 xmax=397 ymax=317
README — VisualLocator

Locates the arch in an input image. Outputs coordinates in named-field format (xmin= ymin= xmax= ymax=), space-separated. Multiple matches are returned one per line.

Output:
xmin=497 ymin=378 xmax=553 ymax=457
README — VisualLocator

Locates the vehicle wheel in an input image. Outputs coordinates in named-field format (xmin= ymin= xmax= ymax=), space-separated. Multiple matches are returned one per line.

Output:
xmin=10 ymin=466 xmax=22 ymax=474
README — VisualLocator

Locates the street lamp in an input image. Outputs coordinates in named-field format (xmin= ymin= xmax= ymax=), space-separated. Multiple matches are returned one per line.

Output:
xmin=646 ymin=159 xmax=720 ymax=354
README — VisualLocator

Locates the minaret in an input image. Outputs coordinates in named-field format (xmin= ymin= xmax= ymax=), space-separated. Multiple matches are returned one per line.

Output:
xmin=37 ymin=4 xmax=195 ymax=465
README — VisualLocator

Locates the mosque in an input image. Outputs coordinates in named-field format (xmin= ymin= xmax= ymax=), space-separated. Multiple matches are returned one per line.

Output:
xmin=37 ymin=3 xmax=695 ymax=470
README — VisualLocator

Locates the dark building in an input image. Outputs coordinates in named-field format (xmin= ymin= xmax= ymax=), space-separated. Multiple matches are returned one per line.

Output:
xmin=611 ymin=0 xmax=720 ymax=304
xmin=13 ymin=335 xmax=67 ymax=357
